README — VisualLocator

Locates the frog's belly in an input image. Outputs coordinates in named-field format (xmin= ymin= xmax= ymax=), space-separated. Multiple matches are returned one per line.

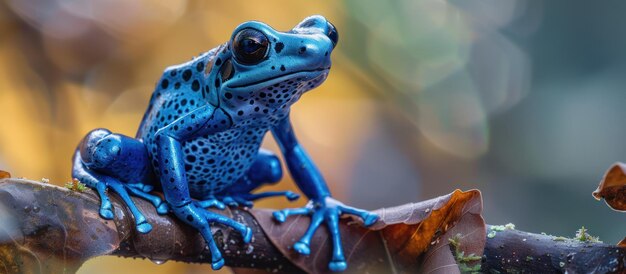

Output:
xmin=182 ymin=130 xmax=266 ymax=198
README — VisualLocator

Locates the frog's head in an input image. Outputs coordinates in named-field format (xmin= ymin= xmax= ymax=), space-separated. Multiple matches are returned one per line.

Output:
xmin=206 ymin=15 xmax=337 ymax=122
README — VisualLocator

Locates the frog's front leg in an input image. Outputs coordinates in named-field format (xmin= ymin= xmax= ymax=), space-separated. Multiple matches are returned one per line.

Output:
xmin=201 ymin=149 xmax=299 ymax=208
xmin=154 ymin=106 xmax=252 ymax=270
xmin=271 ymin=115 xmax=379 ymax=272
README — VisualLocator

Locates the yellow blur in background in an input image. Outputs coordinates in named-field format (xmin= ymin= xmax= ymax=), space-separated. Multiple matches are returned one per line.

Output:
xmin=0 ymin=1 xmax=383 ymax=273
xmin=2 ymin=0 xmax=626 ymax=273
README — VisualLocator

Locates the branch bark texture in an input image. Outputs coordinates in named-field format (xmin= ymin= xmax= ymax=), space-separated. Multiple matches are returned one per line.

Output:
xmin=0 ymin=179 xmax=623 ymax=274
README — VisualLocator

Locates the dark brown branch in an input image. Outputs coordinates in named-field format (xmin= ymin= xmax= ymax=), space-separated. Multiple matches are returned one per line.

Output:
xmin=481 ymin=226 xmax=626 ymax=273
xmin=0 ymin=178 xmax=299 ymax=273
xmin=0 ymin=179 xmax=624 ymax=274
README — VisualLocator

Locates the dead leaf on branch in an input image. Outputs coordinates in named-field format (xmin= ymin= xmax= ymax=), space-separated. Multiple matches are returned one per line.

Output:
xmin=0 ymin=170 xmax=10 ymax=179
xmin=594 ymin=162 xmax=626 ymax=211
xmin=251 ymin=189 xmax=486 ymax=273
xmin=594 ymin=162 xmax=626 ymax=246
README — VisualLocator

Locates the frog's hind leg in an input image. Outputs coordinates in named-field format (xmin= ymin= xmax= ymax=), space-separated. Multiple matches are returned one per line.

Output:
xmin=72 ymin=129 xmax=163 ymax=233
xmin=72 ymin=152 xmax=115 ymax=219
xmin=73 ymin=151 xmax=152 ymax=233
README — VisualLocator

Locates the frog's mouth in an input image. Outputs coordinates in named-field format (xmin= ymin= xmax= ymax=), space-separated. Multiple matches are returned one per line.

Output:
xmin=226 ymin=67 xmax=330 ymax=90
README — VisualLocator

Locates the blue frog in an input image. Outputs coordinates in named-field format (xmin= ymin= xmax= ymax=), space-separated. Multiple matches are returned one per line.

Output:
xmin=72 ymin=15 xmax=378 ymax=272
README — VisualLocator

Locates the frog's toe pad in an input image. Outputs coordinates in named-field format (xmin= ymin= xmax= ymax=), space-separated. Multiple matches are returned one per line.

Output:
xmin=242 ymin=200 xmax=254 ymax=208
xmin=156 ymin=202 xmax=169 ymax=215
xmin=222 ymin=197 xmax=238 ymax=207
xmin=211 ymin=257 xmax=225 ymax=270
xmin=136 ymin=222 xmax=153 ymax=234
xmin=243 ymin=227 xmax=253 ymax=243
xmin=285 ymin=192 xmax=300 ymax=201
xmin=363 ymin=213 xmax=379 ymax=227
xmin=99 ymin=208 xmax=115 ymax=220
xmin=329 ymin=260 xmax=347 ymax=272
xmin=293 ymin=241 xmax=310 ymax=255
xmin=273 ymin=211 xmax=286 ymax=223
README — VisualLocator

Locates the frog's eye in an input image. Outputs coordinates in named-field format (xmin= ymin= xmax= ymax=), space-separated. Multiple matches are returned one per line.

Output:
xmin=232 ymin=28 xmax=269 ymax=65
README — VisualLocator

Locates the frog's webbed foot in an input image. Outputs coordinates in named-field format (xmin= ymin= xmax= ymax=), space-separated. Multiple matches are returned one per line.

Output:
xmin=273 ymin=197 xmax=379 ymax=272
xmin=73 ymin=156 xmax=152 ymax=233
xmin=76 ymin=174 xmax=153 ymax=233
xmin=172 ymin=203 xmax=252 ymax=270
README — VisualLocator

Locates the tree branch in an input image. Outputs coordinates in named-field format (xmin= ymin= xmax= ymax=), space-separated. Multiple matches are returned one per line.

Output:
xmin=0 ymin=179 xmax=623 ymax=273
xmin=481 ymin=226 xmax=625 ymax=273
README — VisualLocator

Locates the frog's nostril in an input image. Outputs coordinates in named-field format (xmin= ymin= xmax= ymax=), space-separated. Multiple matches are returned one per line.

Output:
xmin=326 ymin=21 xmax=338 ymax=48
xmin=299 ymin=18 xmax=318 ymax=28
xmin=293 ymin=16 xmax=338 ymax=49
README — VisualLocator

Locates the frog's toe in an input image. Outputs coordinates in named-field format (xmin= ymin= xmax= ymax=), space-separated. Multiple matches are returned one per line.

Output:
xmin=197 ymin=199 xmax=226 ymax=210
xmin=91 ymin=181 xmax=115 ymax=219
xmin=273 ymin=207 xmax=311 ymax=223
xmin=272 ymin=211 xmax=287 ymax=223
xmin=293 ymin=241 xmax=311 ymax=255
xmin=243 ymin=226 xmax=253 ymax=243
xmin=222 ymin=196 xmax=239 ymax=207
xmin=156 ymin=202 xmax=169 ymax=215
xmin=96 ymin=194 xmax=115 ymax=219
xmin=202 ymin=210 xmax=251 ymax=244
xmin=136 ymin=221 xmax=153 ymax=234
xmin=329 ymin=260 xmax=347 ymax=272
xmin=99 ymin=207 xmax=115 ymax=220
xmin=338 ymin=204 xmax=379 ymax=227
xmin=128 ymin=183 xmax=153 ymax=192
xmin=140 ymin=184 xmax=154 ymax=192
xmin=285 ymin=191 xmax=300 ymax=201
xmin=211 ymin=257 xmax=225 ymax=270
xmin=362 ymin=213 xmax=379 ymax=227
xmin=232 ymin=196 xmax=254 ymax=208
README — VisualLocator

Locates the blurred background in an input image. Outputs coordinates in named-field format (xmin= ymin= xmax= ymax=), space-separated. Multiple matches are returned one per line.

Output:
xmin=1 ymin=0 xmax=625 ymax=273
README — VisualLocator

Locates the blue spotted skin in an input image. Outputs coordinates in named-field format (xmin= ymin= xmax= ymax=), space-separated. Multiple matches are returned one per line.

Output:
xmin=72 ymin=15 xmax=378 ymax=272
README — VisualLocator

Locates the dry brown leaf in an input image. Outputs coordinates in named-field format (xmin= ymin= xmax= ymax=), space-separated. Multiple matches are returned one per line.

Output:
xmin=418 ymin=192 xmax=485 ymax=274
xmin=593 ymin=162 xmax=626 ymax=211
xmin=0 ymin=170 xmax=10 ymax=179
xmin=251 ymin=189 xmax=486 ymax=273
xmin=594 ymin=163 xmax=626 ymax=247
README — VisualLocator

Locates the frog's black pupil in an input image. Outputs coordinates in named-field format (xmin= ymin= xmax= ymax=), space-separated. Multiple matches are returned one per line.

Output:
xmin=233 ymin=28 xmax=269 ymax=65
xmin=243 ymin=39 xmax=260 ymax=53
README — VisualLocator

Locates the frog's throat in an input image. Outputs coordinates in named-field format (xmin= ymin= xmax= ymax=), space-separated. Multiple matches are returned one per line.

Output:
xmin=226 ymin=67 xmax=330 ymax=89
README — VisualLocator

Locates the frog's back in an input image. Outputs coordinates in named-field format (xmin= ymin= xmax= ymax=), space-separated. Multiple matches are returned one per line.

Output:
xmin=136 ymin=49 xmax=221 ymax=185
xmin=137 ymin=48 xmax=221 ymax=141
